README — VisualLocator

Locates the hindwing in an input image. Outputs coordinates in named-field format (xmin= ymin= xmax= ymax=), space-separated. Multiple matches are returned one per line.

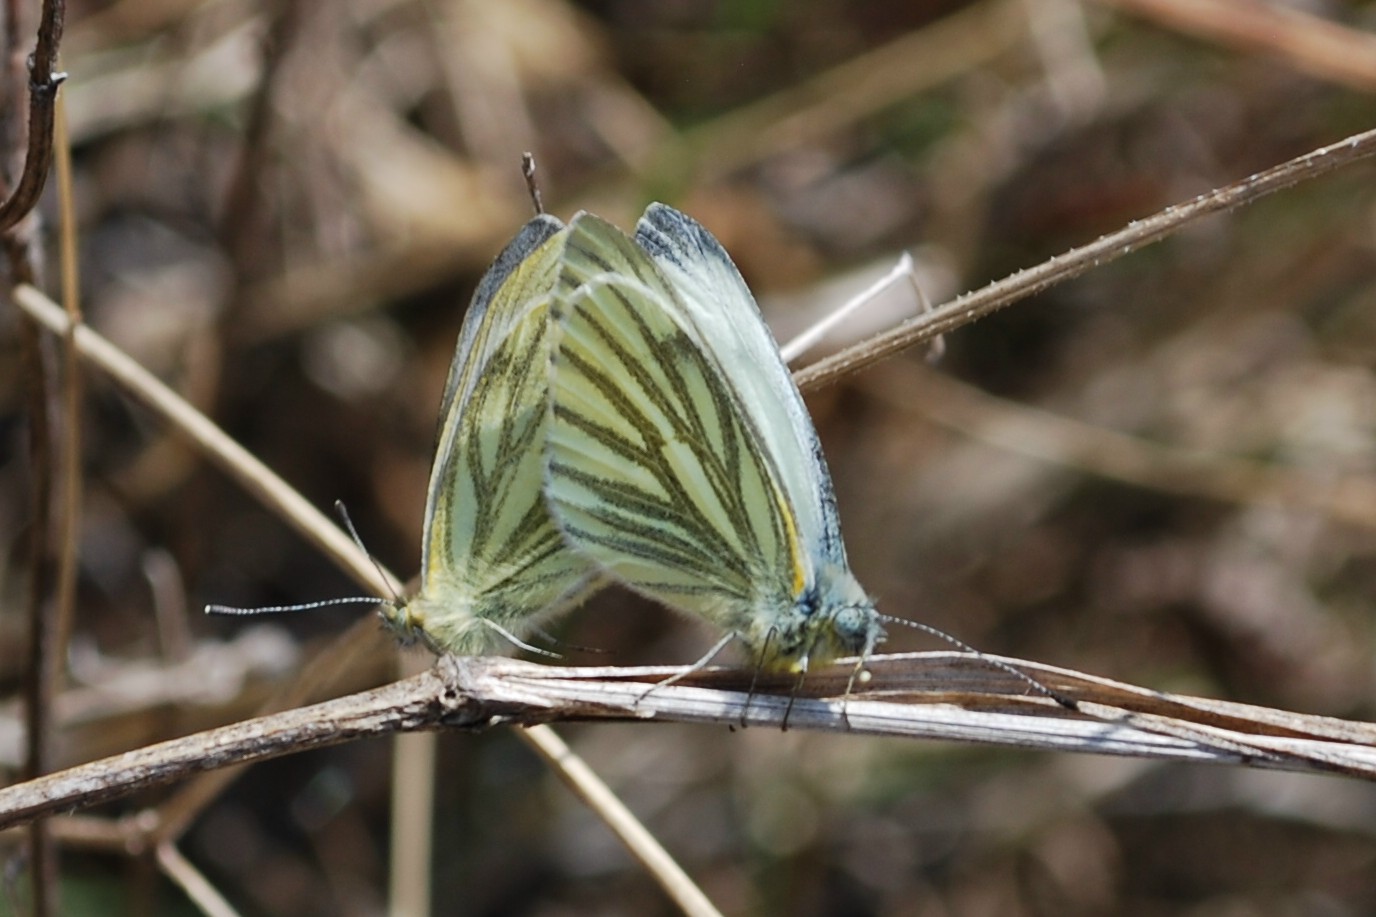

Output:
xmin=546 ymin=216 xmax=807 ymax=632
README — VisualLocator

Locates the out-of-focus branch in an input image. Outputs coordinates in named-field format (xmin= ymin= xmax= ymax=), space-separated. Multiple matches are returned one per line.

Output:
xmin=0 ymin=0 xmax=66 ymax=231
xmin=1094 ymin=0 xmax=1376 ymax=93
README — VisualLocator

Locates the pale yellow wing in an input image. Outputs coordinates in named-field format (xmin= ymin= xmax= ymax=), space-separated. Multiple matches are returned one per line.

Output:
xmin=396 ymin=216 xmax=599 ymax=655
xmin=546 ymin=209 xmax=878 ymax=670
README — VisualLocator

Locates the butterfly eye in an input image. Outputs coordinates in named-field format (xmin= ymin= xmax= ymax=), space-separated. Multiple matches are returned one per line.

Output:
xmin=382 ymin=602 xmax=421 ymax=645
xmin=830 ymin=606 xmax=876 ymax=651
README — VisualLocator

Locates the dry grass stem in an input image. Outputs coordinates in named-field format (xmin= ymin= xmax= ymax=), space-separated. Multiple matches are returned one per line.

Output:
xmin=5 ymin=652 xmax=1376 ymax=835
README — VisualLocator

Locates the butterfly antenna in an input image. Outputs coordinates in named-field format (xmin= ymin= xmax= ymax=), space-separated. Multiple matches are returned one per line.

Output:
xmin=521 ymin=152 xmax=544 ymax=216
xmin=334 ymin=500 xmax=404 ymax=608
xmin=479 ymin=619 xmax=563 ymax=659
xmin=528 ymin=626 xmax=612 ymax=656
xmin=206 ymin=596 xmax=385 ymax=616
xmin=205 ymin=503 xmax=396 ymax=618
xmin=876 ymin=614 xmax=1078 ymax=711
xmin=635 ymin=632 xmax=736 ymax=706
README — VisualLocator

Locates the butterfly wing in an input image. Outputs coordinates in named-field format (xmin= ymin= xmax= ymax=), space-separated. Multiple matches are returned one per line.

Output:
xmin=629 ymin=206 xmax=879 ymax=666
xmin=546 ymin=213 xmax=807 ymax=640
xmin=633 ymin=204 xmax=850 ymax=568
xmin=428 ymin=214 xmax=565 ymax=492
xmin=405 ymin=215 xmax=600 ymax=654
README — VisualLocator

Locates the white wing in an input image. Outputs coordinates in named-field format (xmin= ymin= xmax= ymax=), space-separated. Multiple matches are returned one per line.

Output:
xmin=633 ymin=204 xmax=850 ymax=567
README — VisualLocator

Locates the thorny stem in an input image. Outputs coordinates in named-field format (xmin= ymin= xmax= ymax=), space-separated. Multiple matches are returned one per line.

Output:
xmin=794 ymin=125 xmax=1376 ymax=392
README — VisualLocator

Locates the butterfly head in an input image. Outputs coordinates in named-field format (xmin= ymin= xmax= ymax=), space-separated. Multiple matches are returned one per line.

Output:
xmin=752 ymin=565 xmax=883 ymax=673
xmin=381 ymin=589 xmax=478 ymax=657
xmin=382 ymin=586 xmax=572 ymax=659
xmin=380 ymin=598 xmax=438 ymax=653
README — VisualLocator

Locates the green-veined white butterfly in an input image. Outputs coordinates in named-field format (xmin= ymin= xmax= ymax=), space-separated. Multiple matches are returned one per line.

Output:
xmin=211 ymin=213 xmax=600 ymax=656
xmin=386 ymin=213 xmax=601 ymax=654
xmin=544 ymin=204 xmax=883 ymax=673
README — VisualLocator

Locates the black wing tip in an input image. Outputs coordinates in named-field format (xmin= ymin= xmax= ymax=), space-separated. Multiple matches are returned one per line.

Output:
xmin=636 ymin=202 xmax=725 ymax=263
xmin=503 ymin=212 xmax=566 ymax=260
xmin=467 ymin=213 xmax=566 ymax=317
xmin=495 ymin=213 xmax=566 ymax=271
xmin=639 ymin=201 xmax=695 ymax=238
xmin=527 ymin=212 xmax=566 ymax=231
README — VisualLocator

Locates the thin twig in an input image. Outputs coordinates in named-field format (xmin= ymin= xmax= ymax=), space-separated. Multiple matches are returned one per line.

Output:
xmin=794 ymin=125 xmax=1376 ymax=392
xmin=4 ymin=6 xmax=67 ymax=915
xmin=4 ymin=653 xmax=1376 ymax=833
xmin=389 ymin=731 xmax=434 ymax=917
xmin=0 ymin=670 xmax=457 ymax=832
xmin=0 ymin=0 xmax=66 ymax=232
xmin=522 ymin=151 xmax=544 ymax=215
xmin=156 ymin=843 xmax=243 ymax=917
xmin=15 ymin=309 xmax=56 ymax=917
xmin=51 ymin=79 xmax=79 ymax=698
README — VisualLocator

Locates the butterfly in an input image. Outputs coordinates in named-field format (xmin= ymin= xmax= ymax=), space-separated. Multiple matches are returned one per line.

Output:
xmin=543 ymin=204 xmax=883 ymax=674
xmin=385 ymin=212 xmax=601 ymax=655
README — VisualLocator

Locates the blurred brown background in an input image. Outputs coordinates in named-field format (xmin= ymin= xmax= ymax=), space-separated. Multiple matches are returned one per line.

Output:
xmin=5 ymin=0 xmax=1376 ymax=914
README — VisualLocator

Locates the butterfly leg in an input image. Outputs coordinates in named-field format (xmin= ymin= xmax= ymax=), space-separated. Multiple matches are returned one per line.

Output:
xmin=836 ymin=657 xmax=872 ymax=730
xmin=780 ymin=669 xmax=808 ymax=731
xmin=634 ymin=632 xmax=737 ymax=706
xmin=740 ymin=628 xmax=785 ymax=729
xmin=527 ymin=625 xmax=611 ymax=656
xmin=479 ymin=620 xmax=563 ymax=658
